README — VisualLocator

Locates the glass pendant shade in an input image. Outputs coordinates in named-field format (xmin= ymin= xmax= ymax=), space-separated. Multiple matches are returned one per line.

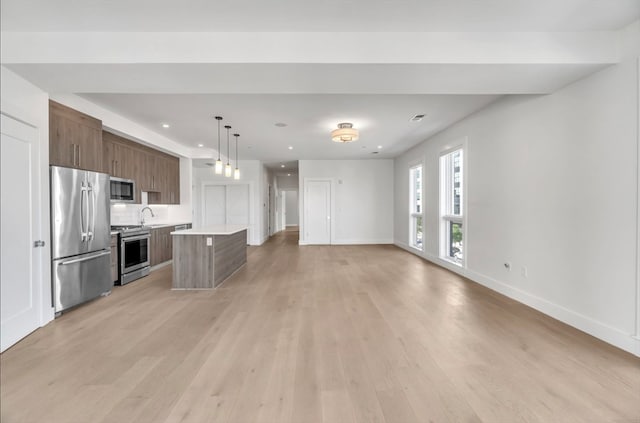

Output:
xmin=214 ymin=116 xmax=223 ymax=174
xmin=225 ymin=163 xmax=232 ymax=177
xmin=233 ymin=133 xmax=240 ymax=180
xmin=331 ymin=122 xmax=359 ymax=142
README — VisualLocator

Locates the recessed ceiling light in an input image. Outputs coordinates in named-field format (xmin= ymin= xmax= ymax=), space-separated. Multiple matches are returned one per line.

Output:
xmin=275 ymin=123 xmax=288 ymax=127
xmin=281 ymin=164 xmax=285 ymax=168
xmin=410 ymin=114 xmax=426 ymax=122
xmin=377 ymin=145 xmax=382 ymax=149
xmin=162 ymin=123 xmax=170 ymax=128
xmin=288 ymin=146 xmax=293 ymax=150
xmin=197 ymin=143 xmax=204 ymax=147
xmin=287 ymin=173 xmax=291 ymax=176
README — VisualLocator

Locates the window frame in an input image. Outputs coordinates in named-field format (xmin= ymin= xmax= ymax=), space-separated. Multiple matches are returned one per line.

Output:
xmin=409 ymin=163 xmax=424 ymax=251
xmin=439 ymin=145 xmax=466 ymax=266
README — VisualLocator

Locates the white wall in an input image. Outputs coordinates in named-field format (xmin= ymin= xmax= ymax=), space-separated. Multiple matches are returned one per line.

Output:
xmin=192 ymin=160 xmax=263 ymax=245
xmin=277 ymin=174 xmax=299 ymax=190
xmin=0 ymin=66 xmax=54 ymax=327
xmin=285 ymin=191 xmax=299 ymax=226
xmin=299 ymin=160 xmax=394 ymax=245
xmin=394 ymin=21 xmax=640 ymax=356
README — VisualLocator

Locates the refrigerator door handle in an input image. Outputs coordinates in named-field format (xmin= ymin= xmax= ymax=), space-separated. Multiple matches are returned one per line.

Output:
xmin=87 ymin=182 xmax=94 ymax=241
xmin=58 ymin=250 xmax=110 ymax=266
xmin=80 ymin=183 xmax=87 ymax=242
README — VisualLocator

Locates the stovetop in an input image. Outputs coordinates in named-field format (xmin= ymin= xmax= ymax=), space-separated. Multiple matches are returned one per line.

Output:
xmin=111 ymin=225 xmax=151 ymax=236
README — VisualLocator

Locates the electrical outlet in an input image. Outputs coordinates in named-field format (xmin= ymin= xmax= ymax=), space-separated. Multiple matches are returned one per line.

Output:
xmin=504 ymin=262 xmax=511 ymax=271
xmin=206 ymin=237 xmax=213 ymax=246
xmin=521 ymin=266 xmax=528 ymax=278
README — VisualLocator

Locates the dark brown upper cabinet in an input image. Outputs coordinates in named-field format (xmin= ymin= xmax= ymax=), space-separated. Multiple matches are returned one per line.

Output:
xmin=49 ymin=100 xmax=103 ymax=172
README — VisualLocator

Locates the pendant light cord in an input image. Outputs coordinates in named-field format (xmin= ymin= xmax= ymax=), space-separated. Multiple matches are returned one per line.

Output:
xmin=235 ymin=134 xmax=239 ymax=167
xmin=225 ymin=125 xmax=231 ymax=164
xmin=215 ymin=116 xmax=222 ymax=160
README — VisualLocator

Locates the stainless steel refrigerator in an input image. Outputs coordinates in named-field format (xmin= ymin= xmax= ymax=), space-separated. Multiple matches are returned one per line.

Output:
xmin=50 ymin=166 xmax=112 ymax=312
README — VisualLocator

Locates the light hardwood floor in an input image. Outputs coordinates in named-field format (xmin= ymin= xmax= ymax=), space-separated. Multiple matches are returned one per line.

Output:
xmin=2 ymin=229 xmax=639 ymax=422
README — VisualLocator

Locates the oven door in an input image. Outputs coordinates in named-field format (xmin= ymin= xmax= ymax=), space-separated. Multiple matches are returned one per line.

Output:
xmin=121 ymin=234 xmax=150 ymax=274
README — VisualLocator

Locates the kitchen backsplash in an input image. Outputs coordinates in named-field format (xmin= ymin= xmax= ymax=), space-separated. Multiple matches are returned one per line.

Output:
xmin=111 ymin=193 xmax=192 ymax=225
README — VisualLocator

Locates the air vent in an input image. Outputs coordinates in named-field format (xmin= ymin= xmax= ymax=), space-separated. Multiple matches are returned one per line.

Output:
xmin=371 ymin=151 xmax=379 ymax=154
xmin=410 ymin=114 xmax=426 ymax=122
xmin=205 ymin=162 xmax=215 ymax=167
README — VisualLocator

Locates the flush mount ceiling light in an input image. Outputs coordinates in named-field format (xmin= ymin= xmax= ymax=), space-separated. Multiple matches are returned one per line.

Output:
xmin=331 ymin=123 xmax=359 ymax=143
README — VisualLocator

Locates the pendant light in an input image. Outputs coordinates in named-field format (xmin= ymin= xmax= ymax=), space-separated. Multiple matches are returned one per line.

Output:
xmin=214 ymin=116 xmax=223 ymax=174
xmin=233 ymin=133 xmax=240 ymax=180
xmin=224 ymin=125 xmax=232 ymax=177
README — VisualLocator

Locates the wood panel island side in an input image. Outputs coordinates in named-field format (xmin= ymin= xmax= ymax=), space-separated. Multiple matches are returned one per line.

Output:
xmin=171 ymin=225 xmax=247 ymax=289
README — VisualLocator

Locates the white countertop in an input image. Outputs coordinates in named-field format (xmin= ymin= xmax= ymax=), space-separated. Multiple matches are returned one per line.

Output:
xmin=171 ymin=224 xmax=248 ymax=236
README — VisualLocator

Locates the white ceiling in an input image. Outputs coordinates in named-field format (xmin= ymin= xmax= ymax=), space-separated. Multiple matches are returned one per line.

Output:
xmin=2 ymin=1 xmax=637 ymax=168
xmin=2 ymin=0 xmax=638 ymax=32
xmin=82 ymin=93 xmax=500 ymax=165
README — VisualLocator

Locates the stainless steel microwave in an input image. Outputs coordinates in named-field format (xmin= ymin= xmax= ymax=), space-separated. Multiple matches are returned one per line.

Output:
xmin=110 ymin=177 xmax=136 ymax=203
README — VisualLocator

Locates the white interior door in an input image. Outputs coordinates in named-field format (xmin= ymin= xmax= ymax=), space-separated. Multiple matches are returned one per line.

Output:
xmin=305 ymin=180 xmax=331 ymax=244
xmin=1 ymin=114 xmax=42 ymax=352
xmin=203 ymin=185 xmax=226 ymax=225
xmin=203 ymin=183 xmax=251 ymax=243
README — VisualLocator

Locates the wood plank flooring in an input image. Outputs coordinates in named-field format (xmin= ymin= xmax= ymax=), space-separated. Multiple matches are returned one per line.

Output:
xmin=2 ymin=228 xmax=639 ymax=422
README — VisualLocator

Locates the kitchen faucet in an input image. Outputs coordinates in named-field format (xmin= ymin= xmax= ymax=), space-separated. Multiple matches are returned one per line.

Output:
xmin=140 ymin=206 xmax=155 ymax=226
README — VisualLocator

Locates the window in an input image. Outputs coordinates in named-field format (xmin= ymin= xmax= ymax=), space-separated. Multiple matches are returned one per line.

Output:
xmin=440 ymin=148 xmax=464 ymax=265
xmin=409 ymin=165 xmax=423 ymax=250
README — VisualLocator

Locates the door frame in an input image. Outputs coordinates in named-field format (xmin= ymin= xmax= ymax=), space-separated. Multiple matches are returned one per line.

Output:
xmin=200 ymin=181 xmax=254 ymax=243
xmin=1 ymin=112 xmax=51 ymax=351
xmin=301 ymin=178 xmax=335 ymax=245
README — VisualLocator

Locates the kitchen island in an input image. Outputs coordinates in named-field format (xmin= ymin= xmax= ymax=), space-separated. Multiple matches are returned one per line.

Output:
xmin=171 ymin=225 xmax=247 ymax=289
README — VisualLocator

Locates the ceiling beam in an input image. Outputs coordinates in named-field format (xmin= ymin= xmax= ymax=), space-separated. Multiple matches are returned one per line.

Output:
xmin=1 ymin=31 xmax=619 ymax=65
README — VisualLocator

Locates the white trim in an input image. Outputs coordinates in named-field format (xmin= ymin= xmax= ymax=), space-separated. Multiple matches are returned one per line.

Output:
xmin=302 ymin=177 xmax=335 ymax=245
xmin=394 ymin=241 xmax=640 ymax=357
xmin=635 ymin=56 xmax=640 ymax=339
xmin=409 ymin=163 xmax=424 ymax=250
xmin=439 ymin=141 xmax=467 ymax=267
xmin=331 ymin=239 xmax=394 ymax=245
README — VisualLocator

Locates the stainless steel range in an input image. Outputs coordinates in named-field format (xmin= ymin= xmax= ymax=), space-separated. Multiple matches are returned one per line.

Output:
xmin=112 ymin=225 xmax=151 ymax=285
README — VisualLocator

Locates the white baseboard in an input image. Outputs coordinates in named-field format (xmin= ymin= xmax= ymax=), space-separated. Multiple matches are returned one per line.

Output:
xmin=285 ymin=224 xmax=299 ymax=227
xmin=394 ymin=241 xmax=640 ymax=357
xmin=298 ymin=239 xmax=393 ymax=246
xmin=331 ymin=239 xmax=394 ymax=245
